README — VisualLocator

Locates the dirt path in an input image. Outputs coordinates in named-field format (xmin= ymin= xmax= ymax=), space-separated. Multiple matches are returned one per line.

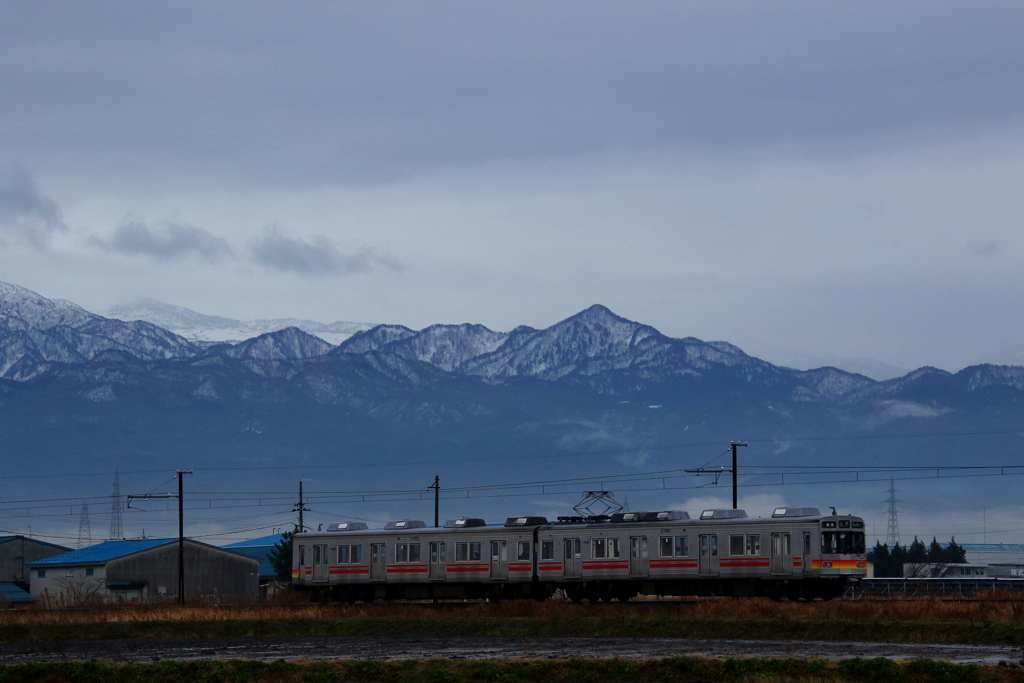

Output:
xmin=2 ymin=636 xmax=1021 ymax=664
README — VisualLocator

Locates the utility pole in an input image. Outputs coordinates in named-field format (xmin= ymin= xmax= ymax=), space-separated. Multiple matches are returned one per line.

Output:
xmin=176 ymin=470 xmax=191 ymax=605
xmin=427 ymin=476 xmax=440 ymax=527
xmin=126 ymin=469 xmax=192 ymax=605
xmin=293 ymin=481 xmax=309 ymax=532
xmin=730 ymin=442 xmax=747 ymax=510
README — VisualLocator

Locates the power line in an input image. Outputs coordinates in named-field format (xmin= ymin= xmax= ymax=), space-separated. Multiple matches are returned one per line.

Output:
xmin=3 ymin=426 xmax=1024 ymax=481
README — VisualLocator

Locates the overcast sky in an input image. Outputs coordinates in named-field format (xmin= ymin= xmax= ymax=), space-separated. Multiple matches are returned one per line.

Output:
xmin=1 ymin=1 xmax=1021 ymax=371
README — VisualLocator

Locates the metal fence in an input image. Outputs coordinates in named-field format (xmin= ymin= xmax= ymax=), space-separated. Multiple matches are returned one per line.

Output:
xmin=844 ymin=577 xmax=1024 ymax=598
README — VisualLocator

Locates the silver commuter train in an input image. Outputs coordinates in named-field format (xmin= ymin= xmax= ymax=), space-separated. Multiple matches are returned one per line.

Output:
xmin=292 ymin=506 xmax=867 ymax=601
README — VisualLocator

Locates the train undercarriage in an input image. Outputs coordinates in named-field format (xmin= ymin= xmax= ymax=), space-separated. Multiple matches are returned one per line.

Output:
xmin=305 ymin=577 xmax=850 ymax=603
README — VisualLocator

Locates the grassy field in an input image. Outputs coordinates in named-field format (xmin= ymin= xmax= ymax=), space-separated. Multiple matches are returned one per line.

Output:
xmin=1 ymin=656 xmax=1023 ymax=683
xmin=3 ymin=597 xmax=1024 ymax=645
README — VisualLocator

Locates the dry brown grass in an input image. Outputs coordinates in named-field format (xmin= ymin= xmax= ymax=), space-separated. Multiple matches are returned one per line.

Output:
xmin=4 ymin=592 xmax=1024 ymax=626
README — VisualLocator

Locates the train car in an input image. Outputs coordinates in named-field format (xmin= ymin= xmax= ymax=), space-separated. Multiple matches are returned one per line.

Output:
xmin=292 ymin=506 xmax=866 ymax=602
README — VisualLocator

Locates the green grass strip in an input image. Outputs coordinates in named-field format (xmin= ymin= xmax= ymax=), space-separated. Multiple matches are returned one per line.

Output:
xmin=0 ymin=656 xmax=1019 ymax=683
xmin=4 ymin=616 xmax=1024 ymax=645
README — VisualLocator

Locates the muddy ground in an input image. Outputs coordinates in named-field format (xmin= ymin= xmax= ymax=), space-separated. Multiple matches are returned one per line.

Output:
xmin=2 ymin=636 xmax=1022 ymax=665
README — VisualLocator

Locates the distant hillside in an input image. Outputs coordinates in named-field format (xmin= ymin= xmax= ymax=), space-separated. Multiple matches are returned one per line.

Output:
xmin=105 ymin=297 xmax=375 ymax=344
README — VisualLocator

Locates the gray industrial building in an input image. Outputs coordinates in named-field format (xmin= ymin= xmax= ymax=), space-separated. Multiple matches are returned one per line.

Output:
xmin=0 ymin=536 xmax=72 ymax=590
xmin=28 ymin=538 xmax=259 ymax=603
xmin=223 ymin=533 xmax=287 ymax=594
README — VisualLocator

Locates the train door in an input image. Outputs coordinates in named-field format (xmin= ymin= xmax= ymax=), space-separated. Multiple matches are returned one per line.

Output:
xmin=629 ymin=536 xmax=649 ymax=578
xmin=698 ymin=534 xmax=719 ymax=575
xmin=490 ymin=540 xmax=508 ymax=580
xmin=429 ymin=541 xmax=447 ymax=580
xmin=313 ymin=544 xmax=329 ymax=581
xmin=563 ymin=538 xmax=582 ymax=578
xmin=771 ymin=533 xmax=791 ymax=576
xmin=370 ymin=543 xmax=387 ymax=582
xmin=801 ymin=532 xmax=811 ymax=575
xmin=297 ymin=544 xmax=307 ymax=583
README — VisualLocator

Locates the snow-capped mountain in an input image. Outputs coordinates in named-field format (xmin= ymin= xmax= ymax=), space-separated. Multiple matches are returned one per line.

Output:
xmin=212 ymin=327 xmax=335 ymax=361
xmin=105 ymin=297 xmax=376 ymax=344
xmin=0 ymin=282 xmax=198 ymax=380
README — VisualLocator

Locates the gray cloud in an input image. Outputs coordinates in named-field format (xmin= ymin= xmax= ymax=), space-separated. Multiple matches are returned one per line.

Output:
xmin=92 ymin=218 xmax=233 ymax=262
xmin=0 ymin=166 xmax=67 ymax=248
xmin=251 ymin=229 xmax=399 ymax=277
xmin=1 ymin=3 xmax=1020 ymax=191
xmin=969 ymin=241 xmax=999 ymax=258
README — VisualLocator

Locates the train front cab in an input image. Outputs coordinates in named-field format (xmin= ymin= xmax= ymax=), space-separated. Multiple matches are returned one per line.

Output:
xmin=814 ymin=514 xmax=867 ymax=597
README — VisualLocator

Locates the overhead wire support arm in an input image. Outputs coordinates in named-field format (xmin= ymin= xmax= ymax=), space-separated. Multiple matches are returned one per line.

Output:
xmin=126 ymin=469 xmax=192 ymax=605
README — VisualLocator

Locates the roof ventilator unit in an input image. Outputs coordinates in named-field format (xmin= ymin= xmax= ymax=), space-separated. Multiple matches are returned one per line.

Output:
xmin=504 ymin=516 xmax=549 ymax=527
xmin=384 ymin=520 xmax=427 ymax=530
xmin=642 ymin=510 xmax=689 ymax=521
xmin=699 ymin=509 xmax=748 ymax=520
xmin=771 ymin=507 xmax=821 ymax=518
xmin=610 ymin=512 xmax=646 ymax=523
xmin=326 ymin=522 xmax=369 ymax=532
xmin=444 ymin=518 xmax=487 ymax=528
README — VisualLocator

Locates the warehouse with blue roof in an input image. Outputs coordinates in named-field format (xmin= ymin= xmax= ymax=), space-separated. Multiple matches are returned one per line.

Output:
xmin=29 ymin=538 xmax=259 ymax=603
xmin=223 ymin=533 xmax=287 ymax=592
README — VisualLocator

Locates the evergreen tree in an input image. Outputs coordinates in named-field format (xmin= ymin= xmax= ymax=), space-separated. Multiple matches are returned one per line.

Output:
xmin=867 ymin=540 xmax=890 ymax=574
xmin=927 ymin=537 xmax=947 ymax=564
xmin=889 ymin=543 xmax=907 ymax=577
xmin=269 ymin=531 xmax=294 ymax=581
xmin=947 ymin=537 xmax=966 ymax=564
xmin=907 ymin=536 xmax=927 ymax=563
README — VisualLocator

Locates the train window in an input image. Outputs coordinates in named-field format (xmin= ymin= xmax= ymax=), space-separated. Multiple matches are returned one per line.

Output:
xmin=469 ymin=542 xmax=482 ymax=561
xmin=660 ymin=537 xmax=673 ymax=557
xmin=352 ymin=545 xmax=363 ymax=563
xmin=592 ymin=538 xmax=606 ymax=558
xmin=609 ymin=538 xmax=621 ymax=558
xmin=730 ymin=535 xmax=744 ymax=556
xmin=710 ymin=535 xmax=718 ymax=556
xmin=518 ymin=541 xmax=531 ymax=560
xmin=821 ymin=532 xmax=838 ymax=554
xmin=299 ymin=545 xmax=305 ymax=565
xmin=746 ymin=535 xmax=760 ymax=556
xmin=339 ymin=546 xmax=350 ymax=563
xmin=541 ymin=541 xmax=554 ymax=560
xmin=456 ymin=542 xmax=468 ymax=562
xmin=396 ymin=544 xmax=408 ymax=562
xmin=409 ymin=544 xmax=421 ymax=562
xmin=852 ymin=532 xmax=866 ymax=554
xmin=674 ymin=537 xmax=688 ymax=557
xmin=314 ymin=546 xmax=321 ymax=564
xmin=804 ymin=533 xmax=811 ymax=554
xmin=784 ymin=534 xmax=791 ymax=556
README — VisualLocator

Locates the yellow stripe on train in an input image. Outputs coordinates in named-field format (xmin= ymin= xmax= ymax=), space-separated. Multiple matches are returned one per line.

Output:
xmin=812 ymin=559 xmax=867 ymax=569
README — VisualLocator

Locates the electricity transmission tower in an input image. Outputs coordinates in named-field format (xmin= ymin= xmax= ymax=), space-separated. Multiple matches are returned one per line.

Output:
xmin=884 ymin=478 xmax=900 ymax=547
xmin=77 ymin=502 xmax=91 ymax=548
xmin=109 ymin=470 xmax=123 ymax=540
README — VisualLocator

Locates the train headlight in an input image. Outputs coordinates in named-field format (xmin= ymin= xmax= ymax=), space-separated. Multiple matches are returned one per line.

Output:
xmin=856 ymin=561 xmax=866 ymax=568
xmin=821 ymin=561 xmax=833 ymax=568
